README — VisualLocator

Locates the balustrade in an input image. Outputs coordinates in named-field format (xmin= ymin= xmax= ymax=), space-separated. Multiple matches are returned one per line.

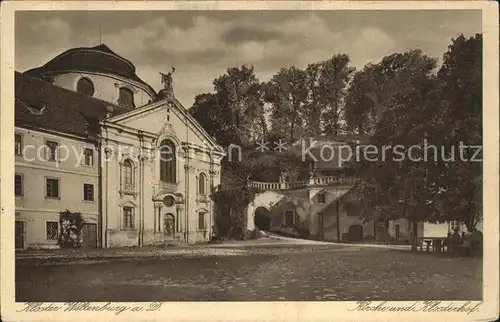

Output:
xmin=247 ymin=176 xmax=356 ymax=191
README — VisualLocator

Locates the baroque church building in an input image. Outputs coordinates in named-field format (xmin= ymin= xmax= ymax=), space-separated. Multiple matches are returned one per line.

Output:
xmin=14 ymin=44 xmax=224 ymax=249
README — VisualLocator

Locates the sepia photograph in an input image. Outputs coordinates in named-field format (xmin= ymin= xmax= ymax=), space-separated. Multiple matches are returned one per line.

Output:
xmin=1 ymin=1 xmax=498 ymax=321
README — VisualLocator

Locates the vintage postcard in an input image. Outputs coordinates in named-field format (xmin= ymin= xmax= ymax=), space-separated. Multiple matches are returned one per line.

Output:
xmin=1 ymin=1 xmax=498 ymax=321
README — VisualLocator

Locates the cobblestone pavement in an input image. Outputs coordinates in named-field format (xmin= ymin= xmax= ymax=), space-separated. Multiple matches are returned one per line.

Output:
xmin=16 ymin=245 xmax=482 ymax=302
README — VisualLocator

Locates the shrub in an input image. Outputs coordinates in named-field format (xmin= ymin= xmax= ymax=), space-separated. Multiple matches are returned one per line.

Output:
xmin=211 ymin=185 xmax=258 ymax=240
xmin=58 ymin=209 xmax=85 ymax=248
xmin=245 ymin=228 xmax=264 ymax=240
xmin=297 ymin=227 xmax=310 ymax=238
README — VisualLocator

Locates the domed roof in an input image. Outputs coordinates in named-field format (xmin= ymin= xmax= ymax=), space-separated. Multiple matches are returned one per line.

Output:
xmin=25 ymin=44 xmax=156 ymax=96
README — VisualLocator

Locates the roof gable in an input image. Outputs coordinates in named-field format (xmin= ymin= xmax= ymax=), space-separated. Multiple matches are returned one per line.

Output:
xmin=105 ymin=98 xmax=223 ymax=152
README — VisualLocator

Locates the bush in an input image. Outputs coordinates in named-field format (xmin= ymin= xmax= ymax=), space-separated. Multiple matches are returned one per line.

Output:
xmin=296 ymin=227 xmax=310 ymax=238
xmin=58 ymin=209 xmax=85 ymax=248
xmin=364 ymin=235 xmax=375 ymax=241
xmin=211 ymin=185 xmax=258 ymax=240
xmin=279 ymin=227 xmax=300 ymax=237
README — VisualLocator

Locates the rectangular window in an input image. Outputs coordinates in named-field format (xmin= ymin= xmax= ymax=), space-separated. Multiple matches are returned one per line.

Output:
xmin=83 ymin=183 xmax=94 ymax=201
xmin=450 ymin=220 xmax=460 ymax=231
xmin=318 ymin=193 xmax=326 ymax=203
xmin=15 ymin=174 xmax=23 ymax=196
xmin=198 ymin=212 xmax=206 ymax=230
xmin=15 ymin=133 xmax=22 ymax=155
xmin=123 ymin=207 xmax=134 ymax=229
xmin=45 ymin=140 xmax=59 ymax=161
xmin=83 ymin=148 xmax=94 ymax=166
xmin=46 ymin=221 xmax=58 ymax=240
xmin=284 ymin=210 xmax=294 ymax=227
xmin=46 ymin=178 xmax=59 ymax=198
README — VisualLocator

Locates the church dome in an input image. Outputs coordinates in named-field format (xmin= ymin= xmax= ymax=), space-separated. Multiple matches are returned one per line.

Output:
xmin=25 ymin=44 xmax=156 ymax=97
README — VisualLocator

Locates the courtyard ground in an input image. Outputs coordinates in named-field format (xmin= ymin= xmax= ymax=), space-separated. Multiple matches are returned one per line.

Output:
xmin=16 ymin=244 xmax=482 ymax=301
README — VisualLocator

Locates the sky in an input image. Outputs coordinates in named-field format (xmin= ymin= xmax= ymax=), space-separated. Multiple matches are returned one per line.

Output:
xmin=15 ymin=10 xmax=481 ymax=108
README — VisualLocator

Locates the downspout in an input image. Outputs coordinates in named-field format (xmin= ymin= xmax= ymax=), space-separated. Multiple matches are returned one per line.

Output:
xmin=184 ymin=110 xmax=190 ymax=243
xmin=138 ymin=131 xmax=144 ymax=247
xmin=97 ymin=134 xmax=103 ymax=248
xmin=209 ymin=152 xmax=214 ymax=240
xmin=141 ymin=147 xmax=145 ymax=246
xmin=139 ymin=157 xmax=144 ymax=246
xmin=336 ymin=199 xmax=340 ymax=242
xmin=103 ymin=127 xmax=109 ymax=248
xmin=184 ymin=151 xmax=190 ymax=243
xmin=105 ymin=153 xmax=109 ymax=248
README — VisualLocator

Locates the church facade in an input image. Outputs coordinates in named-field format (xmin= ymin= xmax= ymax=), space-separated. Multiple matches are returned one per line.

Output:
xmin=14 ymin=44 xmax=224 ymax=249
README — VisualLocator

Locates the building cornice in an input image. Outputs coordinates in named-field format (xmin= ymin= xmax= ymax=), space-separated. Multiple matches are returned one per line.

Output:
xmin=16 ymin=161 xmax=99 ymax=177
xmin=15 ymin=124 xmax=96 ymax=143
xmin=43 ymin=47 xmax=136 ymax=71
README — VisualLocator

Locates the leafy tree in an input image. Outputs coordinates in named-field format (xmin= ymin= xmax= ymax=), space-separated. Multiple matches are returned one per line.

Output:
xmin=355 ymin=36 xmax=482 ymax=250
xmin=212 ymin=65 xmax=267 ymax=145
xmin=344 ymin=66 xmax=377 ymax=134
xmin=190 ymin=66 xmax=303 ymax=239
xmin=303 ymin=62 xmax=324 ymax=136
xmin=189 ymin=93 xmax=236 ymax=147
xmin=266 ymin=66 xmax=309 ymax=141
xmin=58 ymin=209 xmax=85 ymax=248
xmin=345 ymin=50 xmax=437 ymax=135
xmin=318 ymin=54 xmax=355 ymax=136
xmin=431 ymin=34 xmax=483 ymax=232
xmin=354 ymin=50 xmax=440 ymax=250
xmin=211 ymin=185 xmax=259 ymax=239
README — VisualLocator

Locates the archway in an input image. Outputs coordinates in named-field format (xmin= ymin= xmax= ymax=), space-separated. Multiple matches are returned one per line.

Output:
xmin=348 ymin=225 xmax=363 ymax=242
xmin=254 ymin=207 xmax=271 ymax=231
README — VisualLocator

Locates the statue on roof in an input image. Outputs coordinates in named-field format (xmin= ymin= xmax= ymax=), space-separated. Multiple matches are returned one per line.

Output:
xmin=159 ymin=67 xmax=175 ymax=92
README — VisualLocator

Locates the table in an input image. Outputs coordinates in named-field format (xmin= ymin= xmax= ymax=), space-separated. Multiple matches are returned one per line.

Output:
xmin=418 ymin=237 xmax=447 ymax=252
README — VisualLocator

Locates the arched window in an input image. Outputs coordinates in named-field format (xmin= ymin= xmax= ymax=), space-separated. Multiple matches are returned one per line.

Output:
xmin=160 ymin=140 xmax=176 ymax=183
xmin=118 ymin=87 xmax=135 ymax=108
xmin=123 ymin=159 xmax=134 ymax=188
xmin=76 ymin=77 xmax=94 ymax=96
xmin=199 ymin=173 xmax=207 ymax=196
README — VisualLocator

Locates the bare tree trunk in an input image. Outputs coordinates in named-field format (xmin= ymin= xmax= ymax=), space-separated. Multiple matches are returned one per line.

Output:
xmin=411 ymin=219 xmax=418 ymax=252
xmin=290 ymin=101 xmax=298 ymax=141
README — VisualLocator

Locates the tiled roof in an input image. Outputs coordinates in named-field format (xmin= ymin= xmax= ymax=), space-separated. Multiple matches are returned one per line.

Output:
xmin=15 ymin=71 xmax=128 ymax=138
xmin=24 ymin=44 xmax=156 ymax=97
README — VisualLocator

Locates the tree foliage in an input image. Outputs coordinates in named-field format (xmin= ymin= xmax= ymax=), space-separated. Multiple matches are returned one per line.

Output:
xmin=211 ymin=185 xmax=259 ymax=239
xmin=190 ymin=33 xmax=483 ymax=241
xmin=265 ymin=54 xmax=354 ymax=140
xmin=432 ymin=34 xmax=483 ymax=231
xmin=58 ymin=209 xmax=85 ymax=248
xmin=266 ymin=66 xmax=309 ymax=141
xmin=318 ymin=54 xmax=355 ymax=136
xmin=212 ymin=65 xmax=267 ymax=145
xmin=189 ymin=65 xmax=267 ymax=148
xmin=354 ymin=34 xmax=482 ymax=237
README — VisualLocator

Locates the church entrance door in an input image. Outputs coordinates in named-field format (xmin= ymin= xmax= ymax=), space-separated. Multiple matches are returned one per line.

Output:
xmin=163 ymin=213 xmax=176 ymax=240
